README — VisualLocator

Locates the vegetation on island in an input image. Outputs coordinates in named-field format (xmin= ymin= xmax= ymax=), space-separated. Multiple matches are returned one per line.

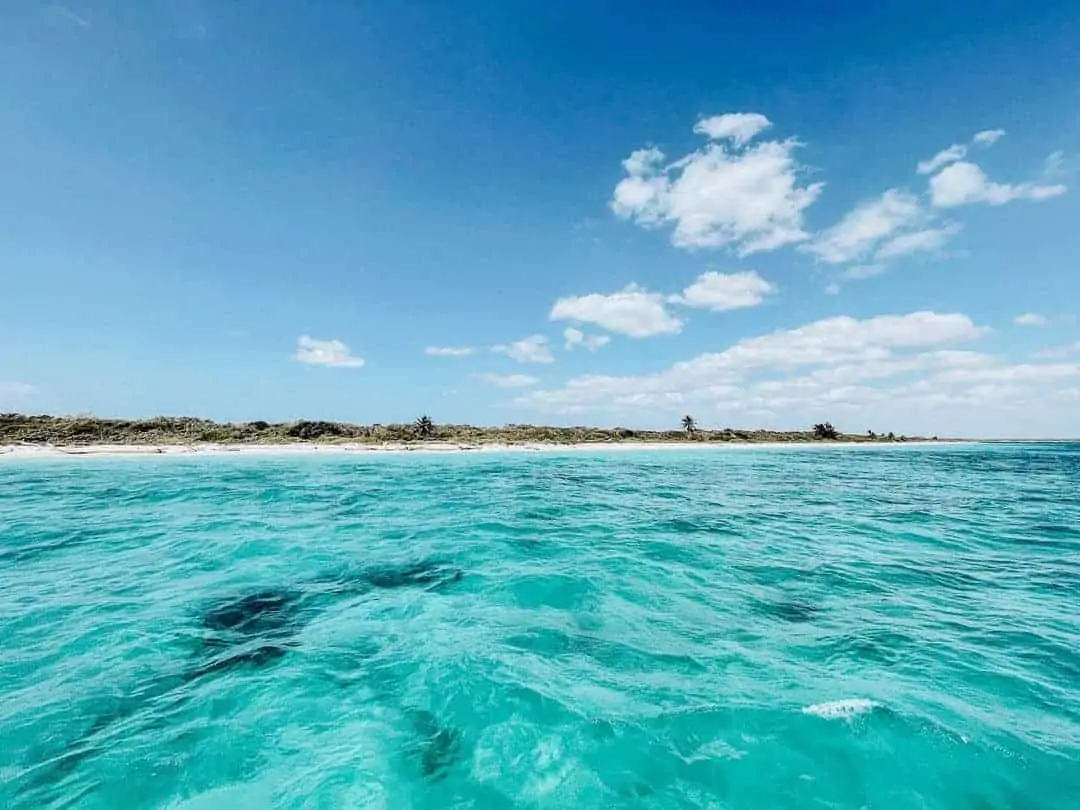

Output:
xmin=813 ymin=422 xmax=840 ymax=440
xmin=0 ymin=413 xmax=924 ymax=447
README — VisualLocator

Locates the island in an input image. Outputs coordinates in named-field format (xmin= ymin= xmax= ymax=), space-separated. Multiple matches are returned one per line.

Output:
xmin=1 ymin=413 xmax=935 ymax=454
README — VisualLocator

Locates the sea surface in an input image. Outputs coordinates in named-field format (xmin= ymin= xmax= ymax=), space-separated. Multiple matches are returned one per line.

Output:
xmin=2 ymin=444 xmax=1079 ymax=809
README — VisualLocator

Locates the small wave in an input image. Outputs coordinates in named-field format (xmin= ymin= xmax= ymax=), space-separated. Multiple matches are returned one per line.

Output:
xmin=802 ymin=698 xmax=879 ymax=719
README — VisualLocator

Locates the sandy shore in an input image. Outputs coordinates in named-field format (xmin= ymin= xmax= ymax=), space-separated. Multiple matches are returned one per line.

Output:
xmin=0 ymin=440 xmax=965 ymax=459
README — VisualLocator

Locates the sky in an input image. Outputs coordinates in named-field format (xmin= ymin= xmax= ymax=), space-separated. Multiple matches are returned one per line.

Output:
xmin=2 ymin=1 xmax=1079 ymax=437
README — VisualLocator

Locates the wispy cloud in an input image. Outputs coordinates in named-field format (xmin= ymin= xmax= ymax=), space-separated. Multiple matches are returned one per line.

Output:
xmin=1034 ymin=341 xmax=1080 ymax=359
xmin=805 ymin=190 xmax=923 ymax=265
xmin=972 ymin=129 xmax=1006 ymax=146
xmin=294 ymin=335 xmax=365 ymax=368
xmin=915 ymin=129 xmax=1004 ymax=175
xmin=425 ymin=346 xmax=474 ymax=357
xmin=563 ymin=328 xmax=610 ymax=352
xmin=917 ymin=144 xmax=967 ymax=176
xmin=874 ymin=223 xmax=963 ymax=261
xmin=474 ymin=373 xmax=539 ymax=388
xmin=1013 ymin=313 xmax=1050 ymax=327
xmin=805 ymin=189 xmax=939 ymax=266
xmin=43 ymin=5 xmax=90 ymax=28
xmin=810 ymin=125 xmax=1061 ymax=293
xmin=492 ymin=334 xmax=554 ymax=364
xmin=841 ymin=264 xmax=885 ymax=281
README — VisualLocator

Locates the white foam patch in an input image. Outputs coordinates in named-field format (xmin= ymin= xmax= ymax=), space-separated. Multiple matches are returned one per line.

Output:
xmin=802 ymin=698 xmax=879 ymax=719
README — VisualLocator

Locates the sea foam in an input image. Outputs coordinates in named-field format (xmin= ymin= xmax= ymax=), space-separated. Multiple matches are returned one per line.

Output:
xmin=802 ymin=698 xmax=880 ymax=719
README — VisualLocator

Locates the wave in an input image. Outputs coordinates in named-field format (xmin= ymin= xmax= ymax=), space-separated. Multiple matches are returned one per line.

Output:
xmin=802 ymin=698 xmax=879 ymax=719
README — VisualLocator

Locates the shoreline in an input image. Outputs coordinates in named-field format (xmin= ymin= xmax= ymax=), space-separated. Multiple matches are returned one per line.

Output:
xmin=0 ymin=439 xmax=975 ymax=459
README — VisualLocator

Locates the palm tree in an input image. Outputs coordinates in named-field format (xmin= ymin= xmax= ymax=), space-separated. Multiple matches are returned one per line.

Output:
xmin=414 ymin=415 xmax=435 ymax=439
xmin=681 ymin=414 xmax=697 ymax=434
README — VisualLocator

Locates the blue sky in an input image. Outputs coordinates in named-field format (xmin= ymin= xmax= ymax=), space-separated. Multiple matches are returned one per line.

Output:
xmin=2 ymin=0 xmax=1079 ymax=437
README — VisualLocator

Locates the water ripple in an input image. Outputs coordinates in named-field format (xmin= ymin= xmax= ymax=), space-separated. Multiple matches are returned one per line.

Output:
xmin=2 ymin=444 xmax=1080 ymax=808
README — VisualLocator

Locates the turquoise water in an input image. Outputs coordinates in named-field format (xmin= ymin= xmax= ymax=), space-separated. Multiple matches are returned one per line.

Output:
xmin=2 ymin=445 xmax=1079 ymax=809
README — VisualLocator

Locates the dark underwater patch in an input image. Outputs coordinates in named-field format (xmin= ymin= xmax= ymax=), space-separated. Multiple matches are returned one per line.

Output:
xmin=19 ymin=558 xmax=467 ymax=799
xmin=200 ymin=588 xmax=304 ymax=634
xmin=753 ymin=596 xmax=821 ymax=623
xmin=409 ymin=709 xmax=463 ymax=781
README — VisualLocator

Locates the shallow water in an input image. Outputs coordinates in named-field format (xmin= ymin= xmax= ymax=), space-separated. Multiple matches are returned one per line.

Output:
xmin=2 ymin=444 xmax=1079 ymax=809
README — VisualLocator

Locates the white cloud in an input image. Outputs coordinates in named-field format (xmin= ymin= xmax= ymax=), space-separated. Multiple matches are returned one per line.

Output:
xmin=563 ymin=327 xmax=610 ymax=351
xmin=550 ymin=284 xmax=683 ymax=338
xmin=915 ymin=129 xmax=1003 ymax=174
xmin=825 ymin=283 xmax=841 ymax=295
xmin=43 ymin=5 xmax=90 ymax=28
xmin=1034 ymin=341 xmax=1080 ymax=359
xmin=611 ymin=114 xmax=823 ymax=254
xmin=474 ymin=373 xmax=539 ymax=388
xmin=935 ymin=363 xmax=1080 ymax=384
xmin=669 ymin=270 xmax=776 ymax=311
xmin=805 ymin=189 xmax=922 ymax=264
xmin=1013 ymin=313 xmax=1049 ymax=327
xmin=294 ymin=336 xmax=365 ymax=368
xmin=841 ymin=264 xmax=885 ymax=281
xmin=1043 ymin=150 xmax=1067 ymax=179
xmin=929 ymin=161 xmax=1066 ymax=207
xmin=693 ymin=113 xmax=772 ymax=146
xmin=701 ymin=311 xmax=985 ymax=370
xmin=973 ymin=129 xmax=1006 ymax=146
xmin=875 ymin=223 xmax=962 ymax=261
xmin=519 ymin=311 xmax=987 ymax=414
xmin=0 ymin=381 xmax=36 ymax=401
xmin=492 ymin=334 xmax=554 ymax=364
xmin=917 ymin=144 xmax=967 ymax=175
xmin=425 ymin=346 xmax=475 ymax=357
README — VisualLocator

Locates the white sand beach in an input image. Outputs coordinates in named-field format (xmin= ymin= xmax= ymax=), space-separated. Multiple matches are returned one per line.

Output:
xmin=0 ymin=440 xmax=964 ymax=459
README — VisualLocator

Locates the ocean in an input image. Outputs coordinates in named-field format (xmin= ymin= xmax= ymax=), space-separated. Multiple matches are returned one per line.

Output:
xmin=1 ymin=444 xmax=1079 ymax=809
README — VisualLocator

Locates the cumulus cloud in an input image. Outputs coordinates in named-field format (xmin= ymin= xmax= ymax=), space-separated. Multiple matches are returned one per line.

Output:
xmin=550 ymin=284 xmax=683 ymax=338
xmin=699 ymin=311 xmax=985 ymax=369
xmin=917 ymin=144 xmax=967 ymax=175
xmin=1013 ymin=313 xmax=1049 ymax=327
xmin=611 ymin=114 xmax=823 ymax=254
xmin=805 ymin=189 xmax=923 ymax=264
xmin=693 ymin=113 xmax=772 ymax=146
xmin=474 ymin=373 xmax=539 ymax=388
xmin=929 ymin=161 xmax=1066 ymax=207
xmin=492 ymin=334 xmax=554 ymax=364
xmin=294 ymin=336 xmax=365 ymax=368
xmin=973 ymin=129 xmax=1006 ymax=146
xmin=563 ymin=327 xmax=610 ymax=351
xmin=425 ymin=346 xmax=475 ymax=357
xmin=669 ymin=270 xmax=776 ymax=311
xmin=519 ymin=311 xmax=987 ymax=414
